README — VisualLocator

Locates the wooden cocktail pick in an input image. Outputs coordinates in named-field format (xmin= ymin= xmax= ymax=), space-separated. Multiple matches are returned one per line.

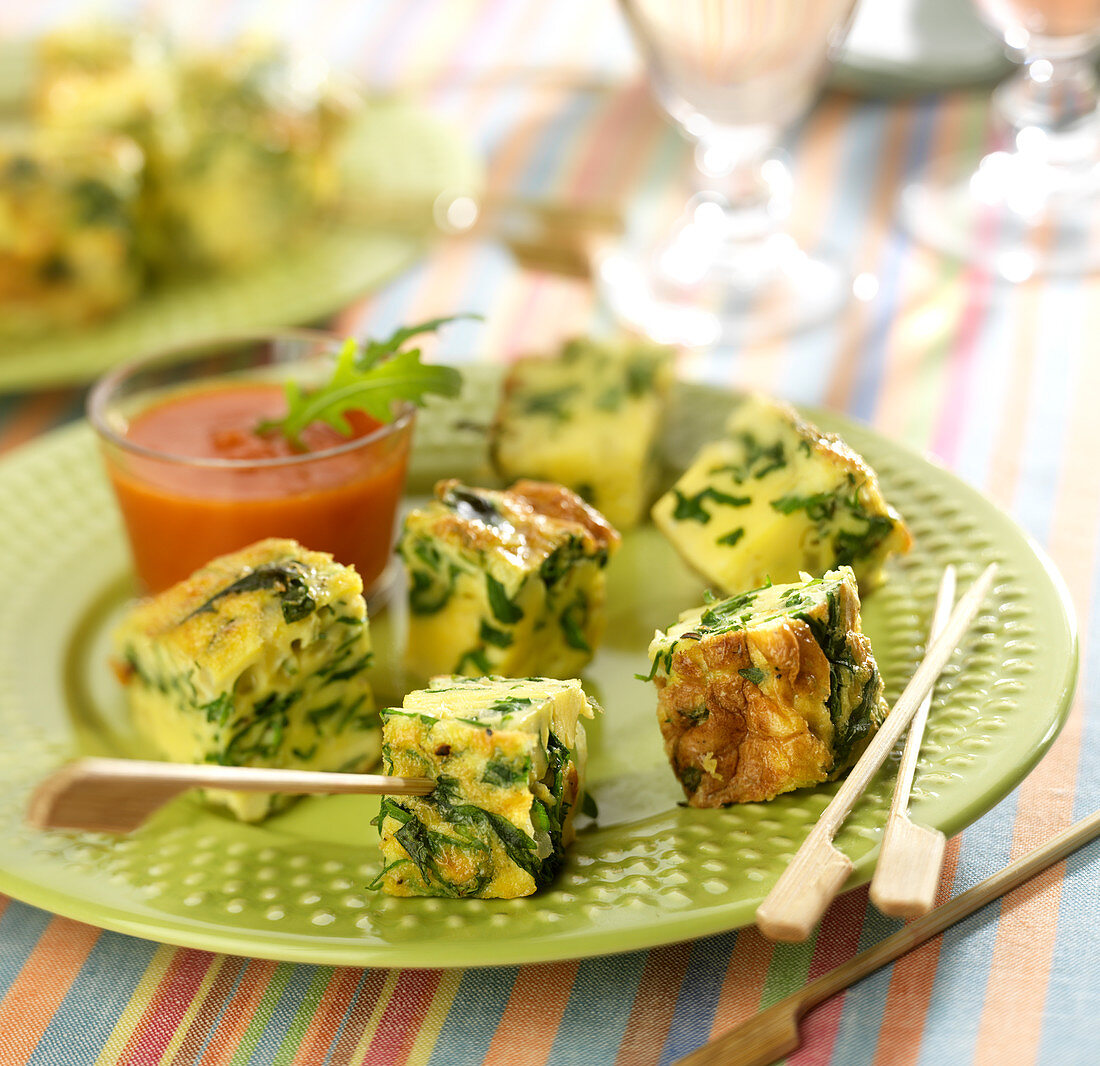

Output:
xmin=869 ymin=565 xmax=956 ymax=917
xmin=755 ymin=563 xmax=997 ymax=942
xmin=26 ymin=757 xmax=435 ymax=834
xmin=675 ymin=808 xmax=1100 ymax=1066
xmin=340 ymin=189 xmax=623 ymax=278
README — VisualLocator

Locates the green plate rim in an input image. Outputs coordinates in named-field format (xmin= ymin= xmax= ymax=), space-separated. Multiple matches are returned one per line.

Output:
xmin=0 ymin=382 xmax=1079 ymax=967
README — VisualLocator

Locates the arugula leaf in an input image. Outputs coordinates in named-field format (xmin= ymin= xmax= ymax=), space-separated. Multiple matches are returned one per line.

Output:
xmin=710 ymin=432 xmax=787 ymax=482
xmin=261 ymin=316 xmax=474 ymax=448
xmin=358 ymin=316 xmax=472 ymax=367
xmin=699 ymin=587 xmax=759 ymax=631
xmin=770 ymin=488 xmax=841 ymax=520
xmin=530 ymin=800 xmax=551 ymax=833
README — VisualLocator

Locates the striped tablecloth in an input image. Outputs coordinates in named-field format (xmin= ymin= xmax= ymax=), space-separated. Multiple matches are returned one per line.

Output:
xmin=1 ymin=3 xmax=1098 ymax=1064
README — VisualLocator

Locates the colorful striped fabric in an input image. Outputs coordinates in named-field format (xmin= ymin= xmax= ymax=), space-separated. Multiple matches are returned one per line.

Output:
xmin=1 ymin=2 xmax=1098 ymax=1064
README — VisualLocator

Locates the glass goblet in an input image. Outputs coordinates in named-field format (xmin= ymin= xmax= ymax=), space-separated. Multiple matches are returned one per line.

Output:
xmin=902 ymin=0 xmax=1100 ymax=280
xmin=599 ymin=0 xmax=859 ymax=347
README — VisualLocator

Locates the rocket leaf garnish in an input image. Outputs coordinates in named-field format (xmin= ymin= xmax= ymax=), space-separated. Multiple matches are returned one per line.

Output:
xmin=260 ymin=315 xmax=473 ymax=449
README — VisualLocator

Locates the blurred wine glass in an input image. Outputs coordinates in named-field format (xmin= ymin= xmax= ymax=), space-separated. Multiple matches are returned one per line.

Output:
xmin=903 ymin=0 xmax=1100 ymax=279
xmin=599 ymin=0 xmax=859 ymax=347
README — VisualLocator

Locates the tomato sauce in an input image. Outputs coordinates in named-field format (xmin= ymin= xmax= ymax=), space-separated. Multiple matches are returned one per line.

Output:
xmin=105 ymin=382 xmax=412 ymax=594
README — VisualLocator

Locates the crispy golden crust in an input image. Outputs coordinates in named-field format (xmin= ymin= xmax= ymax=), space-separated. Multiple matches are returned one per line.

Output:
xmin=429 ymin=479 xmax=619 ymax=565
xmin=120 ymin=538 xmax=340 ymax=639
xmin=656 ymin=619 xmax=835 ymax=805
xmin=507 ymin=479 xmax=620 ymax=552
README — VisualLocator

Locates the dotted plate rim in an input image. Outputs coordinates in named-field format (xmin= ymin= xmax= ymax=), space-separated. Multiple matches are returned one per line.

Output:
xmin=0 ymin=380 xmax=1078 ymax=967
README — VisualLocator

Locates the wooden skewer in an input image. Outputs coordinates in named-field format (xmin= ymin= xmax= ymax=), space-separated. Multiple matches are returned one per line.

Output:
xmin=754 ymin=564 xmax=997 ymax=942
xmin=385 ymin=65 xmax=620 ymax=97
xmin=26 ymin=757 xmax=435 ymax=835
xmin=341 ymin=188 xmax=623 ymax=238
xmin=336 ymin=189 xmax=622 ymax=279
xmin=870 ymin=565 xmax=957 ymax=917
xmin=675 ymin=808 xmax=1100 ymax=1066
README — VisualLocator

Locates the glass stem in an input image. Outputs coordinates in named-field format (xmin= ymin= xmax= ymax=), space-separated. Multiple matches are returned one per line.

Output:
xmin=686 ymin=139 xmax=791 ymax=288
xmin=993 ymin=46 xmax=1100 ymax=171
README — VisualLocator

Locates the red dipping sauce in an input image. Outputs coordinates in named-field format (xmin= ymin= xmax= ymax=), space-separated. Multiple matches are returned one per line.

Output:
xmin=90 ymin=338 xmax=414 ymax=596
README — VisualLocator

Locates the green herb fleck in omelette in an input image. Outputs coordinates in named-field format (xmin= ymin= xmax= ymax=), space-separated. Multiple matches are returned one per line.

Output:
xmin=651 ymin=394 xmax=911 ymax=593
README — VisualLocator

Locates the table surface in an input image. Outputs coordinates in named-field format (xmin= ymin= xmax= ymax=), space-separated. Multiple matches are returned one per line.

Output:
xmin=1 ymin=2 xmax=1098 ymax=1065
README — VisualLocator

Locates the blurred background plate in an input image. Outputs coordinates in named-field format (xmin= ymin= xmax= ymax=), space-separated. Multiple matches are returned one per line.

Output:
xmin=0 ymin=97 xmax=481 ymax=392
xmin=834 ymin=0 xmax=1011 ymax=96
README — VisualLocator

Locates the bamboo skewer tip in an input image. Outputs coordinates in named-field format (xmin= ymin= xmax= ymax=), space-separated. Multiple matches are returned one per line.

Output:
xmin=869 ymin=565 xmax=957 ymax=918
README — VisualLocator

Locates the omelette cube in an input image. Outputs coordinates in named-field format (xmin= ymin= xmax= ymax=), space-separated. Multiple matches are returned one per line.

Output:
xmin=112 ymin=538 xmax=379 ymax=822
xmin=0 ymin=126 xmax=143 ymax=335
xmin=489 ymin=336 xmax=674 ymax=529
xmin=375 ymin=676 xmax=597 ymax=898
xmin=32 ymin=28 xmax=352 ymax=278
xmin=140 ymin=38 xmax=352 ymax=275
xmin=651 ymin=395 xmax=911 ymax=593
xmin=397 ymin=479 xmax=620 ymax=681
xmin=646 ymin=567 xmax=888 ymax=806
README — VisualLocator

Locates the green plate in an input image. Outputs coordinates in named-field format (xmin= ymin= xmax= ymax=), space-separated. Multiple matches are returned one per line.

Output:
xmin=0 ymin=99 xmax=481 ymax=392
xmin=0 ymin=370 xmax=1077 ymax=967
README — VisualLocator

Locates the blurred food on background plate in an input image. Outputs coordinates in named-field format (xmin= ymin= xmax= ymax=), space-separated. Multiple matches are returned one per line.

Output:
xmin=1 ymin=24 xmax=357 ymax=338
xmin=0 ymin=123 xmax=143 ymax=334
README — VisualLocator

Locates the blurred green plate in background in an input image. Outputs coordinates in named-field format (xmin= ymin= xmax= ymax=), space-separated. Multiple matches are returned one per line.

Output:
xmin=0 ymin=371 xmax=1077 ymax=966
xmin=0 ymin=99 xmax=481 ymax=392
